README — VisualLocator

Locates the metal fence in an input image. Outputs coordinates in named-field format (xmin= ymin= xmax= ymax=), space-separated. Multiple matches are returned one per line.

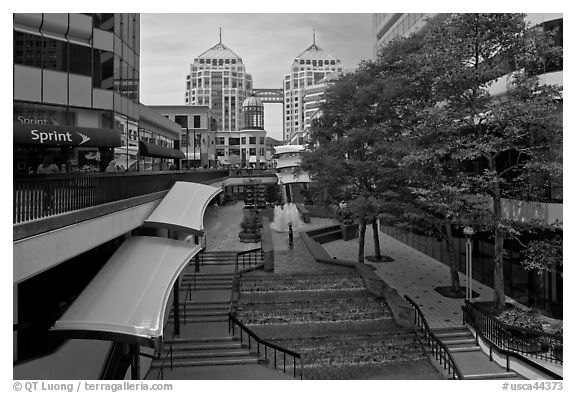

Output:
xmin=13 ymin=170 xmax=228 ymax=224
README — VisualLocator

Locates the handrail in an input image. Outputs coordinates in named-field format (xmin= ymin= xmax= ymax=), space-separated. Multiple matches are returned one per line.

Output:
xmin=228 ymin=313 xmax=303 ymax=379
xmin=13 ymin=170 xmax=228 ymax=224
xmin=404 ymin=295 xmax=464 ymax=379
xmin=155 ymin=342 xmax=173 ymax=380
xmin=227 ymin=248 xmax=302 ymax=379
xmin=463 ymin=301 xmax=563 ymax=365
xmin=235 ymin=247 xmax=264 ymax=269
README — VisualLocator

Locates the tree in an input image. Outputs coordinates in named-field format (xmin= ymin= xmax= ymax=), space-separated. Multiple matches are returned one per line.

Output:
xmin=400 ymin=14 xmax=562 ymax=310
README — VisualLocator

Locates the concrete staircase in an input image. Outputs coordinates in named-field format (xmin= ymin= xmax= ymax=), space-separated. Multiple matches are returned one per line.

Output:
xmin=148 ymin=336 xmax=260 ymax=370
xmin=145 ymin=250 xmax=293 ymax=380
xmin=431 ymin=326 xmax=524 ymax=380
xmin=196 ymin=251 xmax=238 ymax=266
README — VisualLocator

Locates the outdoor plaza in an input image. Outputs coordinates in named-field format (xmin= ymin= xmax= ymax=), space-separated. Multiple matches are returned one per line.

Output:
xmin=148 ymin=200 xmax=562 ymax=380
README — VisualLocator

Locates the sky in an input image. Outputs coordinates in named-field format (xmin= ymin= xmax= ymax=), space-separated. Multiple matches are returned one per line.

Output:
xmin=139 ymin=13 xmax=374 ymax=141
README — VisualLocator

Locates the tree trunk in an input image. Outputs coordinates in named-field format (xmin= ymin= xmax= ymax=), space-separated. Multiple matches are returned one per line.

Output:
xmin=443 ymin=221 xmax=461 ymax=293
xmin=489 ymin=156 xmax=506 ymax=311
xmin=492 ymin=188 xmax=506 ymax=311
xmin=372 ymin=220 xmax=382 ymax=260
xmin=358 ymin=220 xmax=366 ymax=264
xmin=493 ymin=227 xmax=506 ymax=311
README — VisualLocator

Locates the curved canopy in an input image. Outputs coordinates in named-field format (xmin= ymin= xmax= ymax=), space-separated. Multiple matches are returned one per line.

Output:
xmin=144 ymin=181 xmax=222 ymax=235
xmin=276 ymin=172 xmax=311 ymax=185
xmin=52 ymin=236 xmax=202 ymax=350
xmin=139 ymin=141 xmax=185 ymax=159
xmin=274 ymin=145 xmax=305 ymax=155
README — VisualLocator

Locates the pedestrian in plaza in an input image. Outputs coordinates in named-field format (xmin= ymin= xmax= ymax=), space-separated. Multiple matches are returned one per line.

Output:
xmin=105 ymin=160 xmax=118 ymax=173
xmin=37 ymin=156 xmax=60 ymax=213
xmin=37 ymin=156 xmax=61 ymax=174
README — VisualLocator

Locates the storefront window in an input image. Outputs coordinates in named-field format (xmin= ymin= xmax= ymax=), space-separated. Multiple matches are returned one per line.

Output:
xmin=14 ymin=102 xmax=74 ymax=126
xmin=69 ymin=42 xmax=92 ymax=76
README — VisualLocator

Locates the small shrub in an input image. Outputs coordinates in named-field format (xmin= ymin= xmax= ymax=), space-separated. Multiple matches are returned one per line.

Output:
xmin=498 ymin=309 xmax=543 ymax=331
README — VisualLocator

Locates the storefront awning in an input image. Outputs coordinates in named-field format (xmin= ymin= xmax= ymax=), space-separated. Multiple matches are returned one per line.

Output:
xmin=51 ymin=236 xmax=202 ymax=351
xmin=139 ymin=141 xmax=185 ymax=159
xmin=13 ymin=123 xmax=122 ymax=148
xmin=144 ymin=181 xmax=222 ymax=236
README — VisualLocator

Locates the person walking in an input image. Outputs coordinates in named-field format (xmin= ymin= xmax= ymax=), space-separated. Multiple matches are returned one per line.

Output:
xmin=37 ymin=156 xmax=61 ymax=174
xmin=37 ymin=156 xmax=61 ymax=213
xmin=105 ymin=160 xmax=118 ymax=173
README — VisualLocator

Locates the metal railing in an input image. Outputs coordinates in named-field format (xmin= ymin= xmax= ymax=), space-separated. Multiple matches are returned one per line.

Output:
xmin=228 ymin=313 xmax=303 ymax=379
xmin=235 ymin=247 xmax=264 ymax=269
xmin=13 ymin=170 xmax=228 ymax=224
xmin=227 ymin=248 xmax=302 ymax=379
xmin=463 ymin=301 xmax=563 ymax=365
xmin=155 ymin=342 xmax=173 ymax=380
xmin=404 ymin=295 xmax=464 ymax=379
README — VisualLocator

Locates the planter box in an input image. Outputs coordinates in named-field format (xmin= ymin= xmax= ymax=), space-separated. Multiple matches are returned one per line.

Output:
xmin=238 ymin=232 xmax=261 ymax=243
xmin=340 ymin=223 xmax=359 ymax=241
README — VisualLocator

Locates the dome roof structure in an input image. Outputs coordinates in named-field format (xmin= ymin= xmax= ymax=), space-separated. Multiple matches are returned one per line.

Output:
xmin=197 ymin=42 xmax=242 ymax=61
xmin=294 ymin=43 xmax=338 ymax=63
xmin=242 ymin=95 xmax=263 ymax=107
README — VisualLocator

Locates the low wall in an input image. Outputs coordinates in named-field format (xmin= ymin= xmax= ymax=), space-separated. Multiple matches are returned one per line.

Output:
xmin=355 ymin=264 xmax=415 ymax=329
xmin=302 ymin=205 xmax=337 ymax=219
xmin=301 ymin=228 xmax=414 ymax=329
xmin=296 ymin=204 xmax=310 ymax=223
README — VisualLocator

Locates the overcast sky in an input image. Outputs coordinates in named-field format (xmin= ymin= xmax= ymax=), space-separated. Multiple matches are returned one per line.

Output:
xmin=139 ymin=13 xmax=374 ymax=141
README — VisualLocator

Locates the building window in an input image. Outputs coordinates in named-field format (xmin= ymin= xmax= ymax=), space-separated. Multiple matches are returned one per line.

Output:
xmin=241 ymin=137 xmax=246 ymax=144
xmin=229 ymin=137 xmax=240 ymax=146
xmin=193 ymin=114 xmax=201 ymax=128
xmin=174 ymin=115 xmax=188 ymax=128
xmin=249 ymin=148 xmax=256 ymax=156
xmin=216 ymin=137 xmax=225 ymax=145
xmin=259 ymin=137 xmax=265 ymax=144
xmin=249 ymin=137 xmax=256 ymax=144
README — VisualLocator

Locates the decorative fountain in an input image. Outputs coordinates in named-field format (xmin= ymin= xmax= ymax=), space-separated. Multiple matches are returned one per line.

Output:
xmin=270 ymin=203 xmax=304 ymax=232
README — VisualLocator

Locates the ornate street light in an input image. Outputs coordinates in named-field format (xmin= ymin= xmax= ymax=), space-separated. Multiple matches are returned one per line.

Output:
xmin=463 ymin=226 xmax=475 ymax=301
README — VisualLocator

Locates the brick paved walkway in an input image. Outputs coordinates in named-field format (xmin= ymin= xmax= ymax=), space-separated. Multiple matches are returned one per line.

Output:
xmin=322 ymin=224 xmax=495 ymax=330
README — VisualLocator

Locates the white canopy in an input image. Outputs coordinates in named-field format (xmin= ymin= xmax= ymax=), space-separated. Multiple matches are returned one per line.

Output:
xmin=52 ymin=236 xmax=202 ymax=350
xmin=274 ymin=145 xmax=305 ymax=155
xmin=144 ymin=181 xmax=222 ymax=235
xmin=276 ymin=172 xmax=311 ymax=185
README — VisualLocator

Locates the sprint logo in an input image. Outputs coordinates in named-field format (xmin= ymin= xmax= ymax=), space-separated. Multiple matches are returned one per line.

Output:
xmin=77 ymin=132 xmax=91 ymax=145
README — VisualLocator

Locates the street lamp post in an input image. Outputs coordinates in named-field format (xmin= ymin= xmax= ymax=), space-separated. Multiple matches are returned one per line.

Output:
xmin=186 ymin=126 xmax=189 ymax=170
xmin=463 ymin=226 xmax=475 ymax=301
xmin=193 ymin=128 xmax=196 ymax=168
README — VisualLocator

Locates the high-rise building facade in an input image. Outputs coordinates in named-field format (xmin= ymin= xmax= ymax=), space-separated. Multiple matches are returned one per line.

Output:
xmin=283 ymin=35 xmax=342 ymax=143
xmin=372 ymin=13 xmax=439 ymax=58
xmin=13 ymin=13 xmax=183 ymax=173
xmin=185 ymin=36 xmax=253 ymax=132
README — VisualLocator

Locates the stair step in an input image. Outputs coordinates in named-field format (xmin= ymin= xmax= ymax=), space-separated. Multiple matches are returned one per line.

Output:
xmin=176 ymin=304 xmax=229 ymax=311
xmin=434 ymin=331 xmax=473 ymax=339
xmin=166 ymin=336 xmax=238 ymax=344
xmin=449 ymin=346 xmax=482 ymax=353
xmin=151 ymin=357 xmax=261 ymax=368
xmin=167 ymin=316 xmax=229 ymax=323
xmin=182 ymin=273 xmax=234 ymax=278
xmin=166 ymin=349 xmax=252 ymax=360
xmin=443 ymin=338 xmax=477 ymax=346
xmin=169 ymin=342 xmax=244 ymax=351
xmin=179 ymin=285 xmax=232 ymax=290
xmin=432 ymin=326 xmax=469 ymax=333
xmin=465 ymin=372 xmax=519 ymax=380
xmin=171 ymin=310 xmax=228 ymax=317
